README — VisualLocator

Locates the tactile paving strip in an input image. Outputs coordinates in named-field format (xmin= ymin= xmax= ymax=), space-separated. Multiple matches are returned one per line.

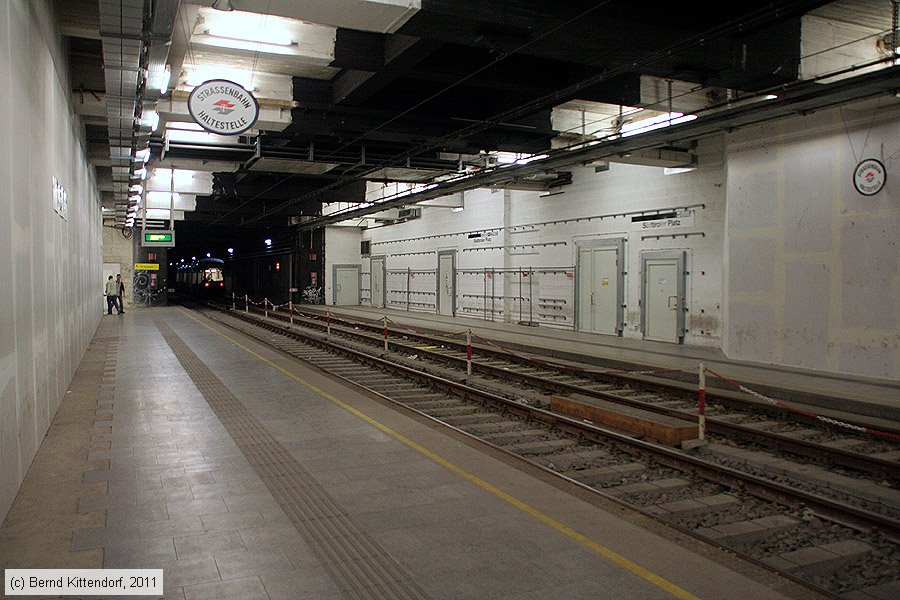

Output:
xmin=152 ymin=314 xmax=431 ymax=600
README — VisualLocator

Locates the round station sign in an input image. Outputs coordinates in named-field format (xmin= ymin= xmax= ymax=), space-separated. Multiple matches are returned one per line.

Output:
xmin=187 ymin=79 xmax=259 ymax=135
xmin=853 ymin=158 xmax=886 ymax=196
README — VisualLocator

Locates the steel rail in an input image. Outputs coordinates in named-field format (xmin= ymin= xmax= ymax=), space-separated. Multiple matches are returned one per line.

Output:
xmin=186 ymin=300 xmax=892 ymax=599
xmin=240 ymin=302 xmax=900 ymax=479
xmin=211 ymin=303 xmax=900 ymax=538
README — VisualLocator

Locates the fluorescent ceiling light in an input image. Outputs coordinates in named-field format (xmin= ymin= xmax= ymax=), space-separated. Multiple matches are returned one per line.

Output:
xmin=160 ymin=65 xmax=171 ymax=93
xmin=166 ymin=129 xmax=238 ymax=144
xmin=141 ymin=110 xmax=159 ymax=132
xmin=663 ymin=166 xmax=697 ymax=175
xmin=205 ymin=11 xmax=293 ymax=46
xmin=148 ymin=65 xmax=171 ymax=95
xmin=452 ymin=206 xmax=465 ymax=212
xmin=620 ymin=112 xmax=697 ymax=138
xmin=493 ymin=151 xmax=548 ymax=165
xmin=194 ymin=35 xmax=298 ymax=56
xmin=516 ymin=154 xmax=548 ymax=165
xmin=134 ymin=149 xmax=151 ymax=163
xmin=166 ymin=121 xmax=205 ymax=132
xmin=762 ymin=94 xmax=778 ymax=100
xmin=152 ymin=168 xmax=195 ymax=187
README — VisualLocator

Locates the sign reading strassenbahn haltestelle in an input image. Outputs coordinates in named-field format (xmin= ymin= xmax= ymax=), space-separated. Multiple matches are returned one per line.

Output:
xmin=187 ymin=79 xmax=259 ymax=136
xmin=853 ymin=158 xmax=886 ymax=196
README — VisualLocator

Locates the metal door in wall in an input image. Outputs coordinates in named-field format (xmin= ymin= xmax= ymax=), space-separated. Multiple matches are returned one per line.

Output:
xmin=641 ymin=251 xmax=685 ymax=343
xmin=370 ymin=257 xmax=385 ymax=308
xmin=333 ymin=265 xmax=360 ymax=305
xmin=576 ymin=239 xmax=624 ymax=335
xmin=437 ymin=250 xmax=456 ymax=316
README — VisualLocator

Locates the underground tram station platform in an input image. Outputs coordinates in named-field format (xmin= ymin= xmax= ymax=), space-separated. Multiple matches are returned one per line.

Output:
xmin=2 ymin=0 xmax=898 ymax=598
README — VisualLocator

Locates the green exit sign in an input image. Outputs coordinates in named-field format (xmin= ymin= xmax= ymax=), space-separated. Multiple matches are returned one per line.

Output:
xmin=142 ymin=229 xmax=175 ymax=247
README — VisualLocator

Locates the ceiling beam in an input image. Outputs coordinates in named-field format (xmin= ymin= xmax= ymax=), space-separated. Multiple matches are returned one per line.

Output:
xmin=286 ymin=65 xmax=900 ymax=230
xmin=331 ymin=28 xmax=386 ymax=71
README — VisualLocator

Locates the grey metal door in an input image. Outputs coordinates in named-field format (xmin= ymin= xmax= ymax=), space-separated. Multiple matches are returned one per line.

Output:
xmin=437 ymin=251 xmax=456 ymax=316
xmin=641 ymin=252 xmax=685 ymax=343
xmin=333 ymin=266 xmax=360 ymax=305
xmin=370 ymin=257 xmax=385 ymax=308
xmin=577 ymin=239 xmax=624 ymax=335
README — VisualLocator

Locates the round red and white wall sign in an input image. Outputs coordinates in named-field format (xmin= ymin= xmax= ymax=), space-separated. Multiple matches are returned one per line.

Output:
xmin=853 ymin=158 xmax=886 ymax=196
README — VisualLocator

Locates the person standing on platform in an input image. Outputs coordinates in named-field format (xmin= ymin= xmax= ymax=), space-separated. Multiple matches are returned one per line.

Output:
xmin=116 ymin=274 xmax=126 ymax=314
xmin=104 ymin=275 xmax=119 ymax=314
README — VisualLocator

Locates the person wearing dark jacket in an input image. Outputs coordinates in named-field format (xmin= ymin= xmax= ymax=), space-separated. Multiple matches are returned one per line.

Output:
xmin=116 ymin=274 xmax=126 ymax=313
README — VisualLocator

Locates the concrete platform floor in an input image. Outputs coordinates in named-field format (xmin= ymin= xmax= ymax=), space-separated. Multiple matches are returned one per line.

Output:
xmin=0 ymin=308 xmax=823 ymax=599
xmin=309 ymin=305 xmax=899 ymax=422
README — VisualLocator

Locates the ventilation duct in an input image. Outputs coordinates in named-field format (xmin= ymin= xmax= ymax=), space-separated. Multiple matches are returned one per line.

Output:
xmin=99 ymin=0 xmax=180 ymax=226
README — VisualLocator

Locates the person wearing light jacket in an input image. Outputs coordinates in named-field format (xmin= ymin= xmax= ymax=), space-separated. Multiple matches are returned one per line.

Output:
xmin=104 ymin=275 xmax=120 ymax=314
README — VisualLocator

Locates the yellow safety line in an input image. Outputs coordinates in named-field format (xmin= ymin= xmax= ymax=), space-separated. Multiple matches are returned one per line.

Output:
xmin=179 ymin=308 xmax=701 ymax=600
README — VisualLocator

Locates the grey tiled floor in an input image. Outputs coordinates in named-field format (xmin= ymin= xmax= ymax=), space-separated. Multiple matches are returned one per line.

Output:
xmin=2 ymin=309 xmax=810 ymax=600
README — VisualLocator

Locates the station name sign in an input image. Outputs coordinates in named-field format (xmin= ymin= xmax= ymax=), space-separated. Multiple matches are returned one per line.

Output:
xmin=188 ymin=79 xmax=259 ymax=136
xmin=142 ymin=230 xmax=175 ymax=247
xmin=632 ymin=209 xmax=695 ymax=230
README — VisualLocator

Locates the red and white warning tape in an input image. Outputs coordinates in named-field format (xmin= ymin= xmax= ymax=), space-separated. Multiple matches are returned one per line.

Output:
xmin=703 ymin=367 xmax=900 ymax=442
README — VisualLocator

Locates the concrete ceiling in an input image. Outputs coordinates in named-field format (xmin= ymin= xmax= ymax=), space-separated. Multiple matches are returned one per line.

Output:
xmin=59 ymin=0 xmax=900 ymax=229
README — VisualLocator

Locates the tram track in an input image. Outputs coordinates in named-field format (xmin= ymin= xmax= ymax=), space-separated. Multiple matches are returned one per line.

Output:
xmin=227 ymin=301 xmax=900 ymax=481
xmin=214 ymin=300 xmax=900 ymax=525
xmin=186 ymin=301 xmax=900 ymax=599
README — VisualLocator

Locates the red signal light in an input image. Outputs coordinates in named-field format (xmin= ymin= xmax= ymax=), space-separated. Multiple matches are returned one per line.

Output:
xmin=204 ymin=282 xmax=210 ymax=287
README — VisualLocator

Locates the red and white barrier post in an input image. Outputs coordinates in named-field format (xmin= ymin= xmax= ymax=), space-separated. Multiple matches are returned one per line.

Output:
xmin=383 ymin=316 xmax=389 ymax=352
xmin=244 ymin=294 xmax=249 ymax=313
xmin=232 ymin=292 xmax=236 ymax=311
xmin=466 ymin=328 xmax=473 ymax=376
xmin=698 ymin=362 xmax=707 ymax=441
xmin=264 ymin=298 xmax=269 ymax=319
xmin=326 ymin=310 xmax=331 ymax=335
xmin=289 ymin=301 xmax=293 ymax=325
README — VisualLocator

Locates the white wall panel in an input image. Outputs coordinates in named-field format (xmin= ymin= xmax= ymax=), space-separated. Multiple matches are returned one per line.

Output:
xmin=350 ymin=136 xmax=725 ymax=343
xmin=0 ymin=0 xmax=20 ymax=531
xmin=321 ymin=90 xmax=896 ymax=383
xmin=324 ymin=226 xmax=363 ymax=305
xmin=0 ymin=0 xmax=103 ymax=522
xmin=725 ymin=99 xmax=899 ymax=379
